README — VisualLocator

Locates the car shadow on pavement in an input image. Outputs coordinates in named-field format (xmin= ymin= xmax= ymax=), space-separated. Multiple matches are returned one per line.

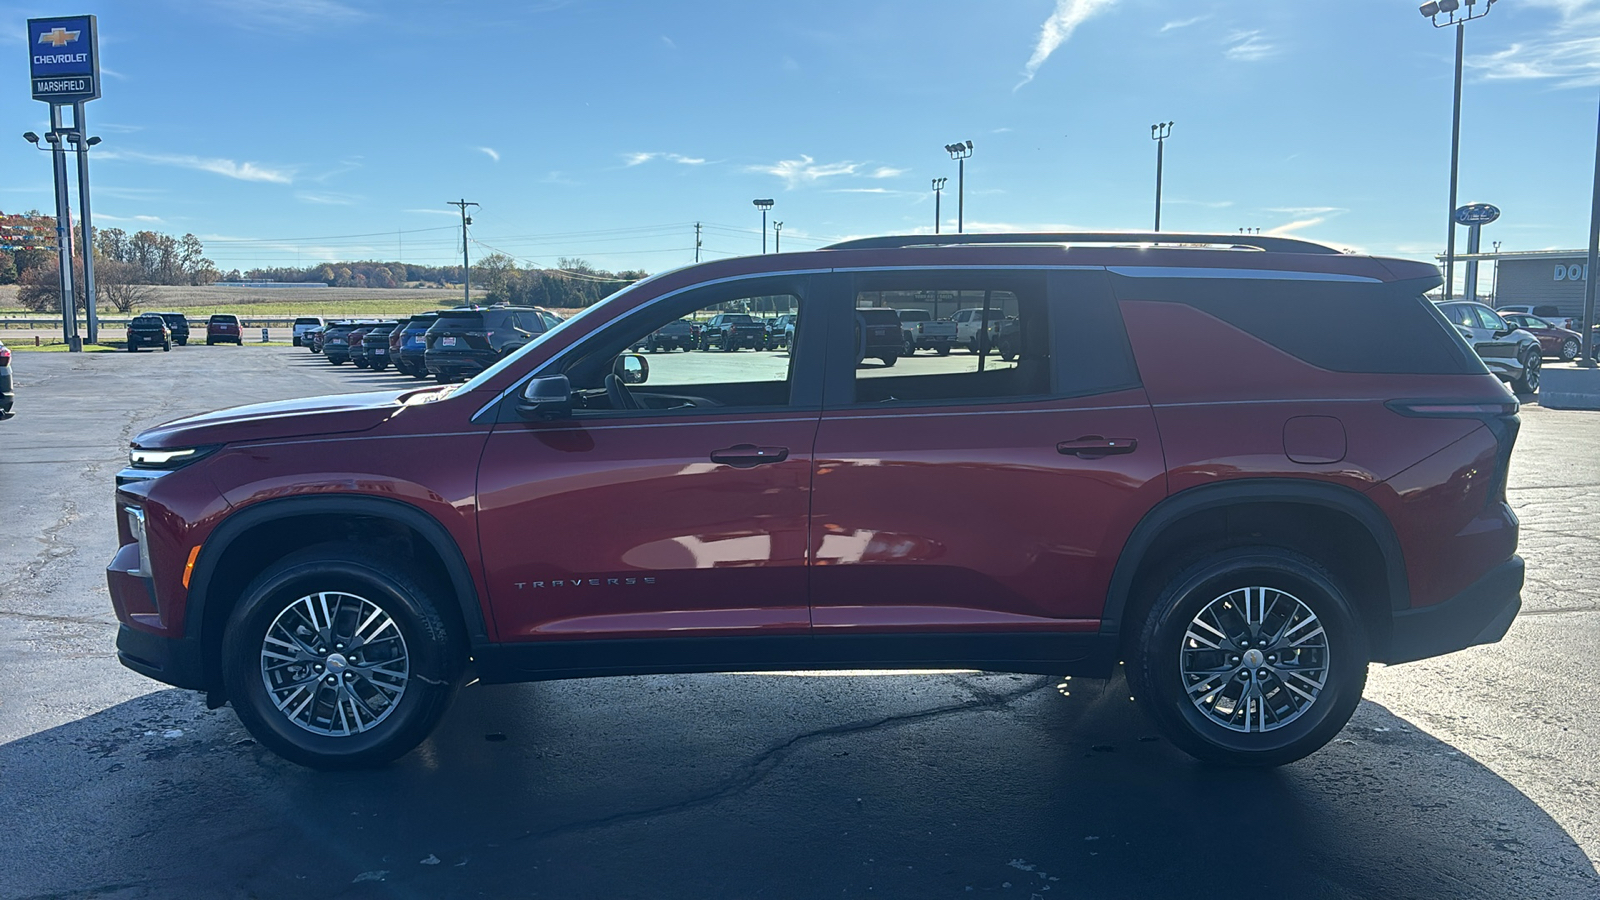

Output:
xmin=2 ymin=672 xmax=1595 ymax=900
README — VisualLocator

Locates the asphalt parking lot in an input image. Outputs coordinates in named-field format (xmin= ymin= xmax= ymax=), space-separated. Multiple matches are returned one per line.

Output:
xmin=1 ymin=344 xmax=1597 ymax=899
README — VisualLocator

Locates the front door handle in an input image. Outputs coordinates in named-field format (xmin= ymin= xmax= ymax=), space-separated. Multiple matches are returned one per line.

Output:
xmin=710 ymin=444 xmax=790 ymax=468
xmin=1057 ymin=436 xmax=1138 ymax=458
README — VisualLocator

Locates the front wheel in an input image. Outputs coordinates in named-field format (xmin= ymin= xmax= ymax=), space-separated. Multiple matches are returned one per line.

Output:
xmin=1127 ymin=547 xmax=1369 ymax=767
xmin=163 ymin=341 xmax=171 ymax=352
xmin=221 ymin=544 xmax=464 ymax=770
xmin=1560 ymin=338 xmax=1579 ymax=361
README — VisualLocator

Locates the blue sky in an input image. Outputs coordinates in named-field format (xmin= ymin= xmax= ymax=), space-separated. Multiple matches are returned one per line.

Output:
xmin=3 ymin=0 xmax=1598 ymax=284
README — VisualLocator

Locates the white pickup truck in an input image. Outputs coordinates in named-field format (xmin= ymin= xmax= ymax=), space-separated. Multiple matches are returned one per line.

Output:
xmin=952 ymin=307 xmax=1012 ymax=353
xmin=895 ymin=309 xmax=958 ymax=356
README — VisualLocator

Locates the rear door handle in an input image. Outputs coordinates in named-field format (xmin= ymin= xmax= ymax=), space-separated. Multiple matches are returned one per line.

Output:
xmin=710 ymin=444 xmax=790 ymax=468
xmin=1057 ymin=436 xmax=1138 ymax=457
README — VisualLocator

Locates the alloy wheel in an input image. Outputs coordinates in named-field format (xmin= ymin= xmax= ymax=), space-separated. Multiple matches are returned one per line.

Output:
xmin=1179 ymin=586 xmax=1329 ymax=734
xmin=259 ymin=591 xmax=410 ymax=737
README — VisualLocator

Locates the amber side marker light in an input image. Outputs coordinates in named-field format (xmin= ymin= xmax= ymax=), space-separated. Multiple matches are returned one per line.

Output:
xmin=182 ymin=545 xmax=202 ymax=589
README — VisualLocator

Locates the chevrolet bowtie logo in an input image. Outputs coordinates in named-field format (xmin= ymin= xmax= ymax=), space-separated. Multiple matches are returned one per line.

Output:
xmin=38 ymin=27 xmax=80 ymax=48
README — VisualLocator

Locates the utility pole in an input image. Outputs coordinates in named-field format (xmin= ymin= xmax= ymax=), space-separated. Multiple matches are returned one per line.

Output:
xmin=1151 ymin=122 xmax=1174 ymax=232
xmin=448 ymin=199 xmax=478 ymax=306
xmin=695 ymin=222 xmax=702 ymax=262
xmin=1490 ymin=240 xmax=1502 ymax=304
xmin=773 ymin=221 xmax=782 ymax=254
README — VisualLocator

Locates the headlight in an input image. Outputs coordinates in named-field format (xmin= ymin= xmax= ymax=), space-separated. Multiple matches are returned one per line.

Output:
xmin=125 ymin=506 xmax=153 ymax=578
xmin=128 ymin=445 xmax=218 ymax=469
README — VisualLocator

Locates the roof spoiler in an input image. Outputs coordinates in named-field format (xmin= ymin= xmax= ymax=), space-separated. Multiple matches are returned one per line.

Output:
xmin=821 ymin=232 xmax=1342 ymax=255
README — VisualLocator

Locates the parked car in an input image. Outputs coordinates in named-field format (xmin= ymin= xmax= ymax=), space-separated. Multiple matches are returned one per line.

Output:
xmin=895 ymin=308 xmax=957 ymax=356
xmin=696 ymin=312 xmax=766 ymax=351
xmin=952 ymin=306 xmax=1010 ymax=353
xmin=345 ymin=326 xmax=378 ymax=368
xmin=1436 ymin=301 xmax=1542 ymax=393
xmin=360 ymin=322 xmax=401 ymax=371
xmin=424 ymin=306 xmax=554 ymax=382
xmin=319 ymin=323 xmax=364 ymax=365
xmin=638 ymin=318 xmax=696 ymax=352
xmin=150 ymin=312 xmax=190 ymax=346
xmin=0 ymin=339 xmax=12 ymax=419
xmin=109 ymin=230 xmax=1524 ymax=772
xmin=303 ymin=325 xmax=325 ymax=353
xmin=125 ymin=314 xmax=173 ymax=352
xmin=206 ymin=314 xmax=243 ymax=346
xmin=1497 ymin=312 xmax=1583 ymax=361
xmin=854 ymin=307 xmax=902 ymax=366
xmin=762 ymin=314 xmax=797 ymax=351
xmin=292 ymin=317 xmax=325 ymax=347
xmin=393 ymin=313 xmax=440 ymax=378
xmin=1497 ymin=304 xmax=1572 ymax=331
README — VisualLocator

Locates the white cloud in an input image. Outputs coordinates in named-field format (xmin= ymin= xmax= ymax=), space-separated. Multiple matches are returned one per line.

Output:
xmin=1161 ymin=14 xmax=1209 ymax=33
xmin=870 ymin=167 xmax=906 ymax=179
xmin=661 ymin=35 xmax=676 ymax=49
xmin=478 ymin=147 xmax=500 ymax=162
xmin=97 ymin=150 xmax=295 ymax=183
xmin=991 ymin=127 xmax=1014 ymax=133
xmin=1016 ymin=0 xmax=1120 ymax=90
xmin=1224 ymin=30 xmax=1278 ymax=62
xmin=209 ymin=0 xmax=367 ymax=31
xmin=623 ymin=152 xmax=657 ymax=166
xmin=95 ymin=213 xmax=164 ymax=223
xmin=746 ymin=155 xmax=860 ymax=188
xmin=402 ymin=208 xmax=459 ymax=217
xmin=1265 ymin=206 xmax=1347 ymax=216
xmin=1266 ymin=217 xmax=1327 ymax=236
xmin=1469 ymin=1 xmax=1600 ymax=90
xmin=295 ymin=191 xmax=359 ymax=205
xmin=622 ymin=151 xmax=707 ymax=167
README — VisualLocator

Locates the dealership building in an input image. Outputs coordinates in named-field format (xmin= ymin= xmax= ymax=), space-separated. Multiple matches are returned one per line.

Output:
xmin=1462 ymin=250 xmax=1593 ymax=317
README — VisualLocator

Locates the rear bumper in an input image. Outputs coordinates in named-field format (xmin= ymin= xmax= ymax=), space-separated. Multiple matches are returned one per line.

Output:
xmin=425 ymin=350 xmax=494 ymax=375
xmin=1383 ymin=555 xmax=1524 ymax=664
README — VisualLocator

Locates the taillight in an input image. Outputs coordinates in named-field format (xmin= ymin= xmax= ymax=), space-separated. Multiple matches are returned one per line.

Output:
xmin=0 ymin=347 xmax=10 ymax=366
xmin=1387 ymin=397 xmax=1521 ymax=505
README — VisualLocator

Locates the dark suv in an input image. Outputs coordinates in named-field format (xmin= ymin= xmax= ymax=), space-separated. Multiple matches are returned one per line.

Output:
xmin=319 ymin=323 xmax=365 ymax=365
xmin=108 ymin=232 xmax=1524 ymax=771
xmin=206 ymin=314 xmax=243 ymax=346
xmin=424 ymin=306 xmax=554 ymax=382
xmin=150 ymin=312 xmax=190 ymax=346
xmin=393 ymin=313 xmax=440 ymax=378
xmin=125 ymin=314 xmax=173 ymax=352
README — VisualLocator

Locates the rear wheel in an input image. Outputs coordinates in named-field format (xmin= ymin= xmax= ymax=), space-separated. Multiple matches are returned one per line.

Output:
xmin=903 ymin=336 xmax=916 ymax=357
xmin=878 ymin=354 xmax=897 ymax=367
xmin=221 ymin=544 xmax=463 ymax=770
xmin=163 ymin=341 xmax=171 ymax=352
xmin=1127 ymin=547 xmax=1368 ymax=767
xmin=1513 ymin=350 xmax=1541 ymax=394
xmin=936 ymin=344 xmax=951 ymax=356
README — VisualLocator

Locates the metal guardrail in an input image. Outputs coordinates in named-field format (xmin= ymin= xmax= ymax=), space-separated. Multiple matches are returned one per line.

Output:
xmin=1 ymin=316 xmax=301 ymax=328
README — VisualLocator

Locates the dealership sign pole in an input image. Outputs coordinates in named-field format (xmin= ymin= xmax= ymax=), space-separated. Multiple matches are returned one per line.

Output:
xmin=28 ymin=15 xmax=101 ymax=351
xmin=1454 ymin=203 xmax=1499 ymax=303
xmin=1582 ymin=94 xmax=1599 ymax=368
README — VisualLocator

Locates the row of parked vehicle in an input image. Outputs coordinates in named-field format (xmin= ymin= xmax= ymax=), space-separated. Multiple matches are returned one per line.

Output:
xmin=296 ymin=305 xmax=565 ymax=382
xmin=122 ymin=313 xmax=245 ymax=351
xmin=1438 ymin=300 xmax=1600 ymax=395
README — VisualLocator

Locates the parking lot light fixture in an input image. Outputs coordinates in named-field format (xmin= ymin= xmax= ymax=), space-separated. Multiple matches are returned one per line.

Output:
xmin=1151 ymin=122 xmax=1174 ymax=231
xmin=932 ymin=177 xmax=948 ymax=234
xmin=773 ymin=221 xmax=783 ymax=253
xmin=1422 ymin=0 xmax=1497 ymax=300
xmin=944 ymin=141 xmax=973 ymax=233
xmin=753 ymin=199 xmax=774 ymax=253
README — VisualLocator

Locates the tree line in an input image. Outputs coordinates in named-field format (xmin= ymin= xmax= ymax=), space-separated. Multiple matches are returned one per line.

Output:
xmin=239 ymin=254 xmax=648 ymax=308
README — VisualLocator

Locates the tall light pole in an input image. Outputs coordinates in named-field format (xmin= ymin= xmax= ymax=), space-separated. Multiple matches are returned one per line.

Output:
xmin=22 ymin=129 xmax=78 ymax=349
xmin=1581 ymin=91 xmax=1600 ymax=367
xmin=1151 ymin=121 xmax=1174 ymax=232
xmin=1490 ymin=240 xmax=1502 ymax=304
xmin=773 ymin=221 xmax=783 ymax=253
xmin=67 ymin=127 xmax=102 ymax=344
xmin=447 ymin=199 xmax=478 ymax=306
xmin=753 ymin=199 xmax=774 ymax=253
xmin=1421 ymin=0 xmax=1497 ymax=301
xmin=932 ymin=177 xmax=947 ymax=234
xmin=944 ymin=142 xmax=972 ymax=233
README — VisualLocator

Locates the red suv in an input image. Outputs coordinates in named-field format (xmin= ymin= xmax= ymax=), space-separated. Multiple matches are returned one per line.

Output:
xmin=108 ymin=232 xmax=1524 ymax=770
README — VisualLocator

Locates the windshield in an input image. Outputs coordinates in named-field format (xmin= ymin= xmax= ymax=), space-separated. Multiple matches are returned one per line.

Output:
xmin=456 ymin=271 xmax=675 ymax=394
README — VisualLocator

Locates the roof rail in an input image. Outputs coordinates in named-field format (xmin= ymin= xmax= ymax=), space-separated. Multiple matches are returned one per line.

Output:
xmin=820 ymin=232 xmax=1343 ymax=255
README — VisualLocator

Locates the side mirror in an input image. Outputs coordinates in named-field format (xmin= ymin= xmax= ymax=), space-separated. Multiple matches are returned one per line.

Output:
xmin=515 ymin=374 xmax=572 ymax=420
xmin=614 ymin=353 xmax=649 ymax=385
xmin=1493 ymin=326 xmax=1516 ymax=339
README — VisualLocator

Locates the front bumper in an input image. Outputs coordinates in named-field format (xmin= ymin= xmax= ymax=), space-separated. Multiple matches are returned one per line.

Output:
xmin=115 ymin=623 xmax=208 ymax=691
xmin=1383 ymin=555 xmax=1524 ymax=664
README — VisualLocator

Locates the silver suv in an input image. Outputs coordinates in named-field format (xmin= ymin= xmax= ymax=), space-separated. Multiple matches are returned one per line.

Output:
xmin=1436 ymin=300 xmax=1541 ymax=393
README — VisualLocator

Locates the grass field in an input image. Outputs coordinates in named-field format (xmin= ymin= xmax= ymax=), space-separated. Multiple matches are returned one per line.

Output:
xmin=0 ymin=284 xmax=484 ymax=318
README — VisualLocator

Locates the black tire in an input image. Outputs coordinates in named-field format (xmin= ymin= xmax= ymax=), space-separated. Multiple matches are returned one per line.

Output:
xmin=1560 ymin=338 xmax=1579 ymax=361
xmin=220 ymin=544 xmax=464 ymax=770
xmin=163 ymin=341 xmax=171 ymax=352
xmin=646 ymin=340 xmax=657 ymax=353
xmin=1513 ymin=350 xmax=1541 ymax=394
xmin=936 ymin=344 xmax=951 ymax=356
xmin=878 ymin=354 xmax=897 ymax=367
xmin=411 ymin=370 xmax=427 ymax=379
xmin=903 ymin=336 xmax=916 ymax=357
xmin=177 ymin=337 xmax=187 ymax=346
xmin=1126 ymin=546 xmax=1369 ymax=768
xmin=127 ymin=343 xmax=136 ymax=352
xmin=206 ymin=339 xmax=215 ymax=346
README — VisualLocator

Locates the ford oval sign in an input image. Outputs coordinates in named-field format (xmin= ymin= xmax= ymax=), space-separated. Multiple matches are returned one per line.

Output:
xmin=1454 ymin=203 xmax=1500 ymax=226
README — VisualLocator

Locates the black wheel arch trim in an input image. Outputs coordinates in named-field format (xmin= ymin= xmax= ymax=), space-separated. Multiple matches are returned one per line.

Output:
xmin=184 ymin=494 xmax=489 ymax=658
xmin=1100 ymin=478 xmax=1411 ymax=636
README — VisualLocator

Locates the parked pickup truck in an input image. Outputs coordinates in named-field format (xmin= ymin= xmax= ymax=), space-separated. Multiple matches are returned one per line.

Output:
xmin=895 ymin=309 xmax=957 ymax=356
xmin=953 ymin=307 xmax=1014 ymax=354
xmin=638 ymin=319 xmax=696 ymax=352
xmin=698 ymin=313 xmax=767 ymax=351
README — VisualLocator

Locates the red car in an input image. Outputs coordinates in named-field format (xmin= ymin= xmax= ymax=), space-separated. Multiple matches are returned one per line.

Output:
xmin=205 ymin=314 xmax=243 ymax=346
xmin=108 ymin=231 xmax=1524 ymax=770
xmin=1497 ymin=312 xmax=1584 ymax=361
